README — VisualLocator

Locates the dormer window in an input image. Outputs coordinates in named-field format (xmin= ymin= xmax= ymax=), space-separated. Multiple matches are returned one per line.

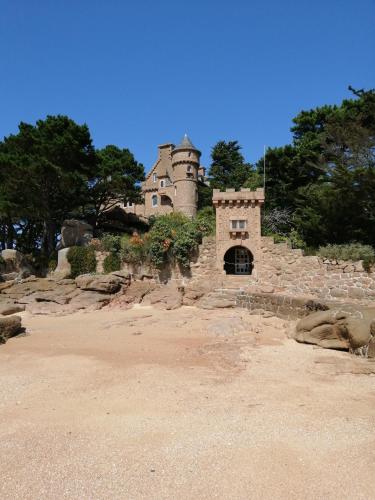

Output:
xmin=153 ymin=173 xmax=157 ymax=183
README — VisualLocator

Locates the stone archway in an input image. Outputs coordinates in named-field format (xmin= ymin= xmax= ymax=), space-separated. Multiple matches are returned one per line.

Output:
xmin=223 ymin=246 xmax=253 ymax=275
xmin=160 ymin=195 xmax=173 ymax=208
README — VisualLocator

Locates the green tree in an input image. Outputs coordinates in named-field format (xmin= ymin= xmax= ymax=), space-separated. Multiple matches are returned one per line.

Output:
xmin=257 ymin=87 xmax=375 ymax=247
xmin=86 ymin=145 xmax=145 ymax=230
xmin=0 ymin=115 xmax=95 ymax=255
xmin=197 ymin=182 xmax=213 ymax=209
xmin=209 ymin=140 xmax=254 ymax=190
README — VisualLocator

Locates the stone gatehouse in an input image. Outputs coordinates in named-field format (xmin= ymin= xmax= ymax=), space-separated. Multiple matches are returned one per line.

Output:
xmin=213 ymin=187 xmax=265 ymax=278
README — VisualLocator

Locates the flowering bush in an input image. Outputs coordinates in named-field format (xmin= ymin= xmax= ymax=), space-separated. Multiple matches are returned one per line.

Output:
xmin=106 ymin=211 xmax=215 ymax=269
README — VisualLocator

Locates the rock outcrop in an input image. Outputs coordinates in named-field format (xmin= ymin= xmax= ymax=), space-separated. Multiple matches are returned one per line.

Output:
xmin=0 ymin=273 xmax=132 ymax=316
xmin=293 ymin=309 xmax=374 ymax=354
xmin=105 ymin=281 xmax=157 ymax=310
xmin=0 ymin=303 xmax=26 ymax=316
xmin=0 ymin=249 xmax=34 ymax=281
xmin=141 ymin=285 xmax=183 ymax=310
xmin=56 ymin=219 xmax=93 ymax=250
xmin=0 ymin=315 xmax=23 ymax=343
xmin=75 ymin=274 xmax=126 ymax=294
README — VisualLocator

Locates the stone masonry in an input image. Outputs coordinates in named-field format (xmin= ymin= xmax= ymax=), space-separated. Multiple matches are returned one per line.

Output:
xmin=213 ymin=188 xmax=265 ymax=276
xmin=259 ymin=237 xmax=375 ymax=301
xmin=122 ymin=135 xmax=206 ymax=220
xmin=186 ymin=235 xmax=375 ymax=303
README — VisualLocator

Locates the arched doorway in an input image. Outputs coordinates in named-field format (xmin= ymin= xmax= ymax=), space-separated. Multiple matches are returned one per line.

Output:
xmin=160 ymin=195 xmax=173 ymax=208
xmin=224 ymin=246 xmax=253 ymax=275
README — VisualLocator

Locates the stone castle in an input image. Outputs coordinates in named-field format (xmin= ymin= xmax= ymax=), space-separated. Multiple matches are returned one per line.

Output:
xmin=114 ymin=136 xmax=375 ymax=300
xmin=122 ymin=134 xmax=205 ymax=219
xmin=121 ymin=134 xmax=266 ymax=277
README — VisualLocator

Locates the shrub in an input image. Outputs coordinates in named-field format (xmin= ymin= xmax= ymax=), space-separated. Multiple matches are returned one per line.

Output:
xmin=288 ymin=229 xmax=306 ymax=249
xmin=120 ymin=233 xmax=148 ymax=264
xmin=318 ymin=243 xmax=375 ymax=270
xmin=148 ymin=213 xmax=202 ymax=268
xmin=119 ymin=212 xmax=214 ymax=269
xmin=89 ymin=238 xmax=103 ymax=251
xmin=194 ymin=207 xmax=216 ymax=236
xmin=100 ymin=234 xmax=122 ymax=253
xmin=263 ymin=227 xmax=306 ymax=249
xmin=262 ymin=208 xmax=293 ymax=236
xmin=48 ymin=259 xmax=57 ymax=273
xmin=103 ymin=253 xmax=121 ymax=273
xmin=67 ymin=246 xmax=97 ymax=278
xmin=173 ymin=223 xmax=201 ymax=267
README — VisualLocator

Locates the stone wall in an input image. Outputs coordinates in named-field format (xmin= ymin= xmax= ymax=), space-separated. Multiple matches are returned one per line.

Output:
xmin=236 ymin=291 xmax=329 ymax=320
xmin=95 ymin=232 xmax=375 ymax=304
xmin=189 ymin=236 xmax=218 ymax=286
xmin=259 ymin=237 xmax=375 ymax=302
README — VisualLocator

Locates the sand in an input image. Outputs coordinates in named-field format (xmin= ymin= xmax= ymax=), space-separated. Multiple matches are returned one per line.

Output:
xmin=0 ymin=306 xmax=374 ymax=500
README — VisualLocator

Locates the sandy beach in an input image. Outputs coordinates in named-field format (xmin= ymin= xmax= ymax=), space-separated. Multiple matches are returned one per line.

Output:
xmin=0 ymin=306 xmax=374 ymax=499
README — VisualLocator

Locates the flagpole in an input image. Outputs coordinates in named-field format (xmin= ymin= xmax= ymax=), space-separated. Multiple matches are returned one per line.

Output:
xmin=263 ymin=145 xmax=266 ymax=190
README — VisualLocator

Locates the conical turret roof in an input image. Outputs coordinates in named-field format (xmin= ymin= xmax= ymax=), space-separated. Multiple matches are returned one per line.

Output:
xmin=175 ymin=133 xmax=198 ymax=151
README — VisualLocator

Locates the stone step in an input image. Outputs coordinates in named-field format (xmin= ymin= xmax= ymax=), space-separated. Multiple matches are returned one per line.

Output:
xmin=196 ymin=290 xmax=238 ymax=309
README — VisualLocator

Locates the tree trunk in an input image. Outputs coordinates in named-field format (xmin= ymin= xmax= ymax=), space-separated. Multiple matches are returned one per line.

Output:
xmin=42 ymin=221 xmax=57 ymax=257
xmin=5 ymin=218 xmax=14 ymax=249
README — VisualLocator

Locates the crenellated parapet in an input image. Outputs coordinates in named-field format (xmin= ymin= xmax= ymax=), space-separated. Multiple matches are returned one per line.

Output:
xmin=212 ymin=188 xmax=265 ymax=207
xmin=212 ymin=187 xmax=264 ymax=277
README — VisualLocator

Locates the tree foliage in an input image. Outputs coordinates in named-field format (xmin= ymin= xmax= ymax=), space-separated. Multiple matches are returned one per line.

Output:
xmin=258 ymin=87 xmax=375 ymax=248
xmin=86 ymin=145 xmax=144 ymax=228
xmin=0 ymin=115 xmax=145 ymax=260
xmin=0 ymin=115 xmax=95 ymax=255
xmin=209 ymin=140 xmax=254 ymax=191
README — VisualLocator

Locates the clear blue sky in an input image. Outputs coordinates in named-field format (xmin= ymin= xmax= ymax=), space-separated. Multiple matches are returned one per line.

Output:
xmin=1 ymin=0 xmax=374 ymax=171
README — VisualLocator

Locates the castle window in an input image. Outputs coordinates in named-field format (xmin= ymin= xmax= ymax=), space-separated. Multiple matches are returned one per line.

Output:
xmin=152 ymin=194 xmax=158 ymax=207
xmin=160 ymin=180 xmax=165 ymax=188
xmin=187 ymin=165 xmax=191 ymax=172
xmin=231 ymin=220 xmax=247 ymax=230
xmin=153 ymin=173 xmax=157 ymax=183
xmin=126 ymin=201 xmax=133 ymax=207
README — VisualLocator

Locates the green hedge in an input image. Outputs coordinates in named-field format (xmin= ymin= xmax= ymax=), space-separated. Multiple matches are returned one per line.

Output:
xmin=67 ymin=246 xmax=97 ymax=278
xmin=100 ymin=234 xmax=122 ymax=253
xmin=103 ymin=253 xmax=121 ymax=273
xmin=318 ymin=243 xmax=375 ymax=272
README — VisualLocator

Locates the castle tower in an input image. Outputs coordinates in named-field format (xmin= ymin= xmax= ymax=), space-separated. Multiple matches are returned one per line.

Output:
xmin=171 ymin=134 xmax=201 ymax=218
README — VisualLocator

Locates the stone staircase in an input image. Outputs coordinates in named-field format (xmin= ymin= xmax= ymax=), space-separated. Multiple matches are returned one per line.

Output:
xmin=218 ymin=275 xmax=252 ymax=290
xmin=197 ymin=275 xmax=251 ymax=309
